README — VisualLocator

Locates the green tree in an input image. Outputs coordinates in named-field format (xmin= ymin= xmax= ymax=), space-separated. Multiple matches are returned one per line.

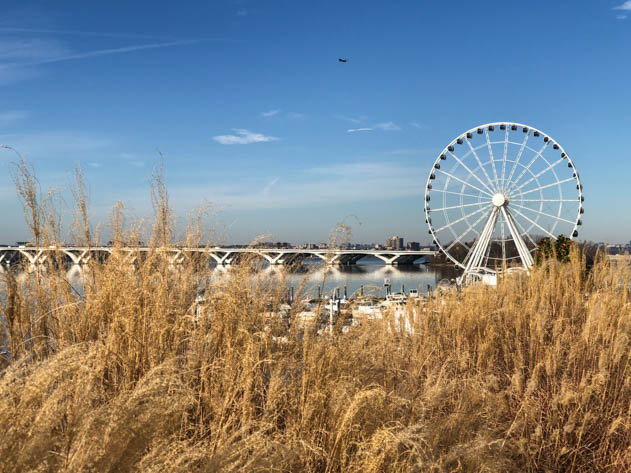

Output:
xmin=535 ymin=234 xmax=572 ymax=263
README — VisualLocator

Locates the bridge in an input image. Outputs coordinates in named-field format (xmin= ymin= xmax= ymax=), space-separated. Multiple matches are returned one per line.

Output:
xmin=0 ymin=246 xmax=436 ymax=267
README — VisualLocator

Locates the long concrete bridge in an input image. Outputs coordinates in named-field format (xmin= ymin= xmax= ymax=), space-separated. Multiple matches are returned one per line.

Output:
xmin=0 ymin=246 xmax=436 ymax=267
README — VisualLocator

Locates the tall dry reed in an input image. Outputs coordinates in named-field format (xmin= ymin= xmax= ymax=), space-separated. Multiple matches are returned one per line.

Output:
xmin=1 ymin=162 xmax=630 ymax=472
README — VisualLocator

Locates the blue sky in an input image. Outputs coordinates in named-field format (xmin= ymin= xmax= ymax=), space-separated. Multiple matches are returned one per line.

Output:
xmin=0 ymin=1 xmax=630 ymax=245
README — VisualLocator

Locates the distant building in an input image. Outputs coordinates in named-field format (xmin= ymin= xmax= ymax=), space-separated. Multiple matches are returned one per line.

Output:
xmin=407 ymin=241 xmax=420 ymax=251
xmin=254 ymin=241 xmax=291 ymax=248
xmin=386 ymin=236 xmax=404 ymax=250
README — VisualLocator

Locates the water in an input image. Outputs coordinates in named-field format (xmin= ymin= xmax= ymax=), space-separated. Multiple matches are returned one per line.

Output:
xmin=0 ymin=258 xmax=461 ymax=300
xmin=214 ymin=258 xmax=460 ymax=298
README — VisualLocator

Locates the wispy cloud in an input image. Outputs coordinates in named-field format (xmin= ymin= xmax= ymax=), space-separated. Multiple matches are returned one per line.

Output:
xmin=373 ymin=122 xmax=400 ymax=131
xmin=260 ymin=109 xmax=281 ymax=118
xmin=614 ymin=1 xmax=631 ymax=10
xmin=213 ymin=129 xmax=279 ymax=145
xmin=167 ymin=161 xmax=424 ymax=211
xmin=120 ymin=152 xmax=146 ymax=167
xmin=0 ymin=110 xmax=27 ymax=126
xmin=260 ymin=109 xmax=306 ymax=120
xmin=347 ymin=122 xmax=400 ymax=133
xmin=409 ymin=122 xmax=424 ymax=130
xmin=616 ymin=14 xmax=627 ymax=19
xmin=0 ymin=131 xmax=111 ymax=157
xmin=0 ymin=37 xmax=69 ymax=84
xmin=286 ymin=112 xmax=306 ymax=120
xmin=262 ymin=177 xmax=279 ymax=195
xmin=385 ymin=148 xmax=439 ymax=156
xmin=0 ymin=38 xmax=70 ymax=62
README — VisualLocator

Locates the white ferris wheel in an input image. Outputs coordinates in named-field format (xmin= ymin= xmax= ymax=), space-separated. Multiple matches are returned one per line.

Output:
xmin=424 ymin=122 xmax=584 ymax=284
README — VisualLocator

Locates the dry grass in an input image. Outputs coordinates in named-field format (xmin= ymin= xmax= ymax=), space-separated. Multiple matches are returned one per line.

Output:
xmin=1 ymin=162 xmax=631 ymax=472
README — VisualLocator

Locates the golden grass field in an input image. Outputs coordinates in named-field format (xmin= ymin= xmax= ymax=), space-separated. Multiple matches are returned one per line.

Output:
xmin=1 ymin=160 xmax=630 ymax=472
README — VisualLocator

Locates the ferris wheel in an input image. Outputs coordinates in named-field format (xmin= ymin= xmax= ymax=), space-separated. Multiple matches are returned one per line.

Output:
xmin=424 ymin=122 xmax=584 ymax=284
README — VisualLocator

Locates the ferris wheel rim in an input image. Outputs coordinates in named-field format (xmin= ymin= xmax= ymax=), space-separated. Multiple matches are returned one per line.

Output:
xmin=424 ymin=122 xmax=584 ymax=271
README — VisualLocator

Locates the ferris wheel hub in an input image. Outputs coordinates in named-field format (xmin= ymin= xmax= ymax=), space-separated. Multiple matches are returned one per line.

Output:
xmin=492 ymin=193 xmax=507 ymax=207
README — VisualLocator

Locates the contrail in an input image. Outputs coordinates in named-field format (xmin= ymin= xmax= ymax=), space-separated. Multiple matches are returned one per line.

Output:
xmin=0 ymin=27 xmax=177 ymax=40
xmin=7 ymin=40 xmax=198 ymax=68
xmin=0 ymin=27 xmax=238 ymax=43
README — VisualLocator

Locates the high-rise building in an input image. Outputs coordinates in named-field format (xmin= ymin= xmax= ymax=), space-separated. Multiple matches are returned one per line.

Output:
xmin=407 ymin=241 xmax=420 ymax=251
xmin=386 ymin=236 xmax=404 ymax=250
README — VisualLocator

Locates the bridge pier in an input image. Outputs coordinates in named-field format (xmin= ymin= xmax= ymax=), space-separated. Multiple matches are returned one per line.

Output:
xmin=208 ymin=251 xmax=238 ymax=265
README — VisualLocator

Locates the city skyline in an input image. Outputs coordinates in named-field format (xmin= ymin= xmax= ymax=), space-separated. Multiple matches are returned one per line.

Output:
xmin=1 ymin=1 xmax=631 ymax=244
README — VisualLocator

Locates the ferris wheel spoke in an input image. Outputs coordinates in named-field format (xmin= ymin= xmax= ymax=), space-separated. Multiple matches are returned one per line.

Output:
xmin=448 ymin=151 xmax=496 ymax=195
xmin=504 ymin=132 xmax=529 ymax=191
xmin=431 ymin=201 xmax=489 ymax=212
xmin=434 ymin=205 xmax=489 ymax=233
xmin=444 ymin=210 xmax=490 ymax=253
xmin=465 ymin=138 xmax=496 ymax=192
xmin=516 ymin=199 xmax=577 ymax=202
xmin=509 ymin=203 xmax=576 ymax=225
xmin=510 ymin=158 xmax=564 ymax=195
xmin=510 ymin=211 xmax=538 ymax=250
xmin=433 ymin=188 xmax=490 ymax=200
xmin=501 ymin=207 xmax=534 ymax=268
xmin=500 ymin=127 xmax=509 ymax=190
xmin=511 ymin=177 xmax=575 ymax=198
xmin=507 ymin=142 xmax=550 ymax=193
xmin=509 ymin=206 xmax=557 ymax=239
xmin=435 ymin=169 xmax=494 ymax=197
xmin=485 ymin=131 xmax=500 ymax=189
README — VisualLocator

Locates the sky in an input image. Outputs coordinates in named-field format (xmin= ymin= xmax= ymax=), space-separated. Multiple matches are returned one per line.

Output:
xmin=0 ymin=0 xmax=630 ymax=245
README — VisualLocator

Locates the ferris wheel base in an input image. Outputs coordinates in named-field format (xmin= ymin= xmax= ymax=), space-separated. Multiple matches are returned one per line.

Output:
xmin=458 ymin=267 xmax=529 ymax=287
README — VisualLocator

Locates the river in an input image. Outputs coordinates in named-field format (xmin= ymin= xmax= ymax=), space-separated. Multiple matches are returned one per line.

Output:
xmin=1 ymin=257 xmax=461 ymax=300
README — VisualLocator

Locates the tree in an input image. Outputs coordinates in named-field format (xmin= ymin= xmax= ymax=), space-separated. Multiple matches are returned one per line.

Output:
xmin=535 ymin=234 xmax=572 ymax=264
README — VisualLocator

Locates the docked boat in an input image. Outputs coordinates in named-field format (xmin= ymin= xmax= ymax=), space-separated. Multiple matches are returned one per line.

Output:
xmin=351 ymin=299 xmax=383 ymax=325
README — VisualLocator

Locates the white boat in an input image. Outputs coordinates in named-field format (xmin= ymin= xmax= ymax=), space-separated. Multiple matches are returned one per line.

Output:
xmin=351 ymin=300 xmax=383 ymax=325
xmin=385 ymin=292 xmax=407 ymax=305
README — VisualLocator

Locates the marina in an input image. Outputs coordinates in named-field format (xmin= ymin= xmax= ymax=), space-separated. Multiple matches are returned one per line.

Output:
xmin=193 ymin=280 xmax=437 ymax=336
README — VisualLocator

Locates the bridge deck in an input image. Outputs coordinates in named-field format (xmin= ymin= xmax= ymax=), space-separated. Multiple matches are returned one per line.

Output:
xmin=0 ymin=246 xmax=437 ymax=266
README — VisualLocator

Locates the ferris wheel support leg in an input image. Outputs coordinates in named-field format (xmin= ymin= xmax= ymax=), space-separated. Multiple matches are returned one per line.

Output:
xmin=501 ymin=207 xmax=534 ymax=269
xmin=459 ymin=208 xmax=499 ymax=285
